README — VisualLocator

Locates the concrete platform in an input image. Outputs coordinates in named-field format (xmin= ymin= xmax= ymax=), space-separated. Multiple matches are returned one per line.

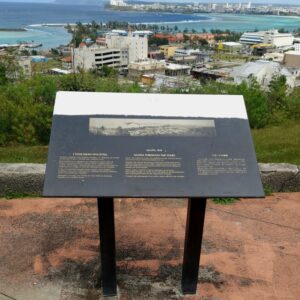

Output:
xmin=0 ymin=194 xmax=299 ymax=299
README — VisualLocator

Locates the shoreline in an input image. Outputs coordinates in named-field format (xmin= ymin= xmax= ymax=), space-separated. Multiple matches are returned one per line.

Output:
xmin=107 ymin=5 xmax=300 ymax=18
xmin=0 ymin=28 xmax=26 ymax=32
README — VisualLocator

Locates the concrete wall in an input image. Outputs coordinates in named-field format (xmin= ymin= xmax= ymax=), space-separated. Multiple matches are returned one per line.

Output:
xmin=0 ymin=163 xmax=299 ymax=197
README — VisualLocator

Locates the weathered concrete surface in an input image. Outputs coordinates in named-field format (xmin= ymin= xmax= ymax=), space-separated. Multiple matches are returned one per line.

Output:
xmin=0 ymin=163 xmax=300 ymax=196
xmin=259 ymin=163 xmax=300 ymax=192
xmin=0 ymin=163 xmax=45 ymax=196
xmin=0 ymin=194 xmax=299 ymax=299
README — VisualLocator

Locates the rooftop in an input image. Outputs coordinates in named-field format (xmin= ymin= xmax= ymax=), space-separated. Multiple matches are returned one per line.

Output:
xmin=165 ymin=62 xmax=191 ymax=70
xmin=285 ymin=50 xmax=300 ymax=56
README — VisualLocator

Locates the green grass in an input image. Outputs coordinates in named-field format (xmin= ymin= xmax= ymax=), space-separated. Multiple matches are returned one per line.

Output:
xmin=252 ymin=121 xmax=300 ymax=165
xmin=0 ymin=121 xmax=299 ymax=164
xmin=0 ymin=145 xmax=48 ymax=163
xmin=2 ymin=190 xmax=41 ymax=199
xmin=212 ymin=198 xmax=240 ymax=205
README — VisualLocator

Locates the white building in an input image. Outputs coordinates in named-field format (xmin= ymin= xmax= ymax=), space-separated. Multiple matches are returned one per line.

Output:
xmin=174 ymin=48 xmax=200 ymax=56
xmin=284 ymin=51 xmax=300 ymax=68
xmin=240 ymin=30 xmax=294 ymax=47
xmin=128 ymin=60 xmax=166 ymax=80
xmin=232 ymin=60 xmax=296 ymax=88
xmin=73 ymin=44 xmax=122 ymax=71
xmin=165 ymin=62 xmax=191 ymax=76
xmin=106 ymin=32 xmax=148 ymax=64
xmin=110 ymin=0 xmax=126 ymax=6
xmin=18 ymin=57 xmax=32 ymax=77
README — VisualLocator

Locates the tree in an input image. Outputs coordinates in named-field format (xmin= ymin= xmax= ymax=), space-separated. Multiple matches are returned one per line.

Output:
xmin=267 ymin=75 xmax=288 ymax=114
xmin=198 ymin=38 xmax=209 ymax=46
xmin=51 ymin=48 xmax=60 ymax=56
xmin=148 ymin=37 xmax=169 ymax=46
xmin=238 ymin=79 xmax=269 ymax=128
xmin=0 ymin=63 xmax=8 ymax=85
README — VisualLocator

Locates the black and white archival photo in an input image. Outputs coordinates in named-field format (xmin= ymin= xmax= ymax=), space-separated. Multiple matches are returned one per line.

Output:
xmin=89 ymin=118 xmax=216 ymax=137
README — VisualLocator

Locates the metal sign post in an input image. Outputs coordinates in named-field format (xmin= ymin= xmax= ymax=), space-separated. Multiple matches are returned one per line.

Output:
xmin=96 ymin=197 xmax=207 ymax=297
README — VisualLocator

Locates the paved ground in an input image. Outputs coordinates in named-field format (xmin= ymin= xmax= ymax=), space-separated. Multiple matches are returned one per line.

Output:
xmin=0 ymin=194 xmax=299 ymax=300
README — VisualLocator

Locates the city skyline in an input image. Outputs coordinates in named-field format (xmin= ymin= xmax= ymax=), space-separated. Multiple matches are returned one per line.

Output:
xmin=0 ymin=0 xmax=300 ymax=5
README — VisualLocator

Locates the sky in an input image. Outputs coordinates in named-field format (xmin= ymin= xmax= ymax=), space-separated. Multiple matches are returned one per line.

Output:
xmin=0 ymin=0 xmax=299 ymax=4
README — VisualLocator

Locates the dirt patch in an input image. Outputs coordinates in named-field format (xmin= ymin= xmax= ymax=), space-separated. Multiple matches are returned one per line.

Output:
xmin=0 ymin=201 xmax=12 ymax=210
xmin=116 ymin=240 xmax=158 ymax=261
xmin=198 ymin=265 xmax=225 ymax=288
xmin=47 ymin=258 xmax=101 ymax=289
xmin=0 ymin=194 xmax=299 ymax=299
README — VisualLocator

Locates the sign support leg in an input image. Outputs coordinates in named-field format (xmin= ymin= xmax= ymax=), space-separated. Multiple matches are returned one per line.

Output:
xmin=182 ymin=198 xmax=207 ymax=294
xmin=97 ymin=197 xmax=117 ymax=297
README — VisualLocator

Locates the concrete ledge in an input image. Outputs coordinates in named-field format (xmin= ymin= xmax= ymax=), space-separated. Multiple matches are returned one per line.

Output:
xmin=259 ymin=163 xmax=300 ymax=193
xmin=0 ymin=163 xmax=45 ymax=196
xmin=0 ymin=163 xmax=299 ymax=196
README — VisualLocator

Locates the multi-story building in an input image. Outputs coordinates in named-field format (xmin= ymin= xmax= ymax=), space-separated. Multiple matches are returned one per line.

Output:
xmin=240 ymin=30 xmax=294 ymax=48
xmin=159 ymin=45 xmax=180 ymax=59
xmin=73 ymin=44 xmax=122 ymax=71
xmin=165 ymin=62 xmax=191 ymax=76
xmin=105 ymin=32 xmax=148 ymax=65
xmin=128 ymin=60 xmax=166 ymax=80
xmin=284 ymin=51 xmax=300 ymax=68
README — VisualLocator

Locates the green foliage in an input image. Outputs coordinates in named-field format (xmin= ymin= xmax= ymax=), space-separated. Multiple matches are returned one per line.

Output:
xmin=263 ymin=186 xmax=273 ymax=196
xmin=212 ymin=198 xmax=240 ymax=205
xmin=267 ymin=75 xmax=288 ymax=117
xmin=252 ymin=121 xmax=300 ymax=164
xmin=0 ymin=145 xmax=48 ymax=163
xmin=2 ymin=190 xmax=41 ymax=199
xmin=237 ymin=79 xmax=269 ymax=129
xmin=0 ymin=63 xmax=8 ymax=85
xmin=286 ymin=87 xmax=300 ymax=121
xmin=0 ymin=56 xmax=298 ymax=151
xmin=177 ymin=79 xmax=270 ymax=129
xmin=148 ymin=37 xmax=169 ymax=46
xmin=0 ymin=71 xmax=142 ymax=146
xmin=0 ymin=96 xmax=13 ymax=145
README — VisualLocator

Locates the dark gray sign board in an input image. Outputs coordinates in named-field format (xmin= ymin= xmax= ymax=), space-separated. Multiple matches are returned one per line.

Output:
xmin=43 ymin=91 xmax=264 ymax=297
xmin=43 ymin=92 xmax=264 ymax=198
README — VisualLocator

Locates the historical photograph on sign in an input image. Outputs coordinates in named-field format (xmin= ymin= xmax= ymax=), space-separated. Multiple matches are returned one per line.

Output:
xmin=89 ymin=118 xmax=216 ymax=137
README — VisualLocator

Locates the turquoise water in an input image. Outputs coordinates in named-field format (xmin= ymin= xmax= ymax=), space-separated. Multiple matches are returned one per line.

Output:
xmin=171 ymin=13 xmax=300 ymax=32
xmin=0 ymin=2 xmax=299 ymax=49
xmin=0 ymin=27 xmax=71 ymax=49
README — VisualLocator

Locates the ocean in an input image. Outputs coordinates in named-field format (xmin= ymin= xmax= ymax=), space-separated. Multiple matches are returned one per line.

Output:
xmin=0 ymin=2 xmax=299 ymax=49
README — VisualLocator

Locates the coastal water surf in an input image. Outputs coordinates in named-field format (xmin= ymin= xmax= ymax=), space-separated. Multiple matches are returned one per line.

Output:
xmin=0 ymin=2 xmax=299 ymax=48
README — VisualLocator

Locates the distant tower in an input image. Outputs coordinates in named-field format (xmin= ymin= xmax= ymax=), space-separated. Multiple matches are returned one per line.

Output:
xmin=247 ymin=2 xmax=252 ymax=9
xmin=226 ymin=3 xmax=229 ymax=9
xmin=212 ymin=3 xmax=217 ymax=10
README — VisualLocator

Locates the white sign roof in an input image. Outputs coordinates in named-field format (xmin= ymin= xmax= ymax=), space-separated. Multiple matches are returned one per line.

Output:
xmin=54 ymin=92 xmax=248 ymax=119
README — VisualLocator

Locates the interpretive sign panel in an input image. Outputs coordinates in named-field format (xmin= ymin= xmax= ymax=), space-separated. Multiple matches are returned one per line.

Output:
xmin=43 ymin=92 xmax=264 ymax=197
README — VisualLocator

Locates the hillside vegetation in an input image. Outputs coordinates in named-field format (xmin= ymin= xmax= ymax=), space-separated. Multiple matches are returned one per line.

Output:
xmin=0 ymin=69 xmax=299 ymax=163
